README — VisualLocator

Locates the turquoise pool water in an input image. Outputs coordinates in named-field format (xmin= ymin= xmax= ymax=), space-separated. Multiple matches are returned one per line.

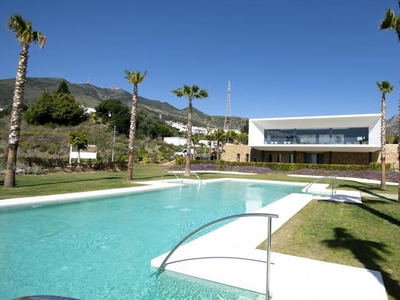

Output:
xmin=0 ymin=180 xmax=302 ymax=300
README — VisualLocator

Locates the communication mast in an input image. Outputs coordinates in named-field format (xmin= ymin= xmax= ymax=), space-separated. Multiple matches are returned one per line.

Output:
xmin=223 ymin=80 xmax=231 ymax=131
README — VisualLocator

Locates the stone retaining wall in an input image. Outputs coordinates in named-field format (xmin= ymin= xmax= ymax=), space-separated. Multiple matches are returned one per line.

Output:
xmin=221 ymin=144 xmax=251 ymax=162
xmin=220 ymin=144 xmax=399 ymax=170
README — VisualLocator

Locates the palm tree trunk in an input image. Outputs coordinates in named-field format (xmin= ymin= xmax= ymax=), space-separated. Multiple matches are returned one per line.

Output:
xmin=381 ymin=94 xmax=387 ymax=190
xmin=4 ymin=45 xmax=29 ymax=188
xmin=217 ymin=140 xmax=221 ymax=160
xmin=208 ymin=137 xmax=212 ymax=160
xmin=398 ymin=98 xmax=400 ymax=202
xmin=185 ymin=99 xmax=193 ymax=177
xmin=127 ymin=88 xmax=138 ymax=180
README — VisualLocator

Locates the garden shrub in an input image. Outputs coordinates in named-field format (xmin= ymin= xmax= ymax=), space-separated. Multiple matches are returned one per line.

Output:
xmin=175 ymin=156 xmax=185 ymax=165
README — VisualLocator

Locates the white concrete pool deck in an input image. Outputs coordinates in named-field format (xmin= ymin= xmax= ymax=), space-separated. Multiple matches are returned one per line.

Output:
xmin=1 ymin=178 xmax=388 ymax=299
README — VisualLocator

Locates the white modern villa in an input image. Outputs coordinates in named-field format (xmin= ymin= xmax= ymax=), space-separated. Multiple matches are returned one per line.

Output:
xmin=248 ymin=113 xmax=382 ymax=165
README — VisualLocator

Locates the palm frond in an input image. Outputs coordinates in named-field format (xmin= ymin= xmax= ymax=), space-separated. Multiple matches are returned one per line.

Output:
xmin=172 ymin=84 xmax=209 ymax=100
xmin=124 ymin=69 xmax=147 ymax=87
xmin=124 ymin=69 xmax=132 ymax=80
xmin=171 ymin=88 xmax=185 ymax=97
xmin=8 ymin=14 xmax=46 ymax=47
xmin=191 ymin=85 xmax=200 ymax=93
xmin=183 ymin=85 xmax=192 ymax=95
xmin=396 ymin=16 xmax=400 ymax=40
xmin=379 ymin=9 xmax=396 ymax=30
xmin=7 ymin=14 xmax=27 ymax=33
xmin=197 ymin=89 xmax=209 ymax=99
xmin=32 ymin=32 xmax=47 ymax=48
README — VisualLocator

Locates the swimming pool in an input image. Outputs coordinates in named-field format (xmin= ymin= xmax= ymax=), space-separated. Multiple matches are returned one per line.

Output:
xmin=0 ymin=179 xmax=302 ymax=300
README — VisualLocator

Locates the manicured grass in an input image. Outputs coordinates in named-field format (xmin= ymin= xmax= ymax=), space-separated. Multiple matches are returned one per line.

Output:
xmin=258 ymin=197 xmax=400 ymax=300
xmin=0 ymin=167 xmax=163 ymax=199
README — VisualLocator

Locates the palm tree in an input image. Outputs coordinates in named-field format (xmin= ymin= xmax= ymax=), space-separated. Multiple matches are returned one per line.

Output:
xmin=236 ymin=117 xmax=243 ymax=131
xmin=213 ymin=129 xmax=226 ymax=160
xmin=380 ymin=6 xmax=400 ymax=201
xmin=204 ymin=117 xmax=212 ymax=132
xmin=377 ymin=81 xmax=394 ymax=190
xmin=211 ymin=116 xmax=219 ymax=129
xmin=206 ymin=132 xmax=214 ymax=160
xmin=4 ymin=14 xmax=47 ymax=188
xmin=226 ymin=130 xmax=238 ymax=144
xmin=171 ymin=85 xmax=208 ymax=176
xmin=224 ymin=116 xmax=231 ymax=130
xmin=191 ymin=133 xmax=201 ymax=158
xmin=125 ymin=69 xmax=147 ymax=180
xmin=238 ymin=132 xmax=248 ymax=145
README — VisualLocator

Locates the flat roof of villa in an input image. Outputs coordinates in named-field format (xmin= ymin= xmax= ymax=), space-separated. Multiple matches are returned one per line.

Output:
xmin=249 ymin=113 xmax=380 ymax=129
xmin=250 ymin=113 xmax=381 ymax=122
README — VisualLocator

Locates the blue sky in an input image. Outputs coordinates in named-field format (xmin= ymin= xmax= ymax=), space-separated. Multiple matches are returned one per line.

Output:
xmin=1 ymin=0 xmax=400 ymax=119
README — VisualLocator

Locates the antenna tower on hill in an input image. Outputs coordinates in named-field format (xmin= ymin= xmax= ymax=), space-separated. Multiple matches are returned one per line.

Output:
xmin=224 ymin=80 xmax=231 ymax=131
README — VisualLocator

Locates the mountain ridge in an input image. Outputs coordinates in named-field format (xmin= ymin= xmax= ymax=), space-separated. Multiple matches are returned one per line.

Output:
xmin=1 ymin=77 xmax=397 ymax=133
xmin=0 ymin=77 xmax=232 ymax=128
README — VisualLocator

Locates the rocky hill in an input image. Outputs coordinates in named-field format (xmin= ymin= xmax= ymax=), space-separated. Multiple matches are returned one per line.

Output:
xmin=0 ymin=77 xmax=232 ymax=127
xmin=387 ymin=114 xmax=399 ymax=136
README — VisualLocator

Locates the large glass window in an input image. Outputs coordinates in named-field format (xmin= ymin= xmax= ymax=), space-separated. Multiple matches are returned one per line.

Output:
xmin=264 ymin=127 xmax=369 ymax=145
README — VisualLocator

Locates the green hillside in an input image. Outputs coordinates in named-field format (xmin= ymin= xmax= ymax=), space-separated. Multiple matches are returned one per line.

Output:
xmin=0 ymin=77 xmax=234 ymax=128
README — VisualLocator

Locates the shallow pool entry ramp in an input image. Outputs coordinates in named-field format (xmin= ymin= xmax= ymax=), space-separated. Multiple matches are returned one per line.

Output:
xmin=155 ymin=213 xmax=278 ymax=300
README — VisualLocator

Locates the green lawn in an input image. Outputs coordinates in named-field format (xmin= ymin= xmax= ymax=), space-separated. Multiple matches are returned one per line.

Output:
xmin=0 ymin=167 xmax=241 ymax=199
xmin=1 ymin=166 xmax=399 ymax=299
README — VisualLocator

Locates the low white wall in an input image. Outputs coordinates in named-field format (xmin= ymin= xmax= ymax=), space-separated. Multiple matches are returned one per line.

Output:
xmin=69 ymin=145 xmax=97 ymax=164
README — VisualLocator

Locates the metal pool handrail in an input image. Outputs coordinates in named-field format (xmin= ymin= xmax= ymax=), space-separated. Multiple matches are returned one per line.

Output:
xmin=177 ymin=170 xmax=202 ymax=185
xmin=303 ymin=175 xmax=337 ymax=197
xmin=161 ymin=171 xmax=183 ymax=183
xmin=161 ymin=170 xmax=202 ymax=184
xmin=157 ymin=212 xmax=278 ymax=300
xmin=190 ymin=171 xmax=202 ymax=184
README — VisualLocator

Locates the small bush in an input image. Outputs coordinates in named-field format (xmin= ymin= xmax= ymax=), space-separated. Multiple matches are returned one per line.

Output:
xmin=174 ymin=156 xmax=185 ymax=165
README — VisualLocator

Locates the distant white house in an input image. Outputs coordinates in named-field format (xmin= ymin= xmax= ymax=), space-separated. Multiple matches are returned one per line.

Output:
xmin=163 ymin=137 xmax=187 ymax=146
xmin=84 ymin=107 xmax=96 ymax=114
xmin=165 ymin=120 xmax=207 ymax=135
